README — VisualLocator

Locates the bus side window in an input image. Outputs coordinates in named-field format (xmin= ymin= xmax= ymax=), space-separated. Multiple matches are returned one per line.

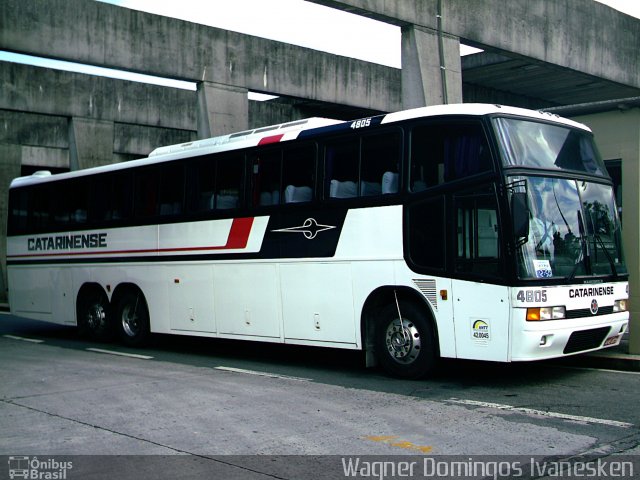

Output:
xmin=454 ymin=185 xmax=501 ymax=277
xmin=8 ymin=189 xmax=29 ymax=235
xmin=410 ymin=123 xmax=491 ymax=192
xmin=215 ymin=154 xmax=243 ymax=210
xmin=110 ymin=172 xmax=133 ymax=221
xmin=29 ymin=185 xmax=51 ymax=233
xmin=188 ymin=156 xmax=216 ymax=213
xmin=13 ymin=185 xmax=52 ymax=234
xmin=325 ymin=139 xmax=358 ymax=199
xmin=158 ymin=163 xmax=184 ymax=216
xmin=90 ymin=172 xmax=133 ymax=223
xmin=250 ymin=150 xmax=281 ymax=207
xmin=361 ymin=132 xmax=401 ymax=196
xmin=68 ymin=180 xmax=89 ymax=225
xmin=49 ymin=179 xmax=88 ymax=228
xmin=283 ymin=144 xmax=315 ymax=203
xmin=134 ymin=168 xmax=160 ymax=218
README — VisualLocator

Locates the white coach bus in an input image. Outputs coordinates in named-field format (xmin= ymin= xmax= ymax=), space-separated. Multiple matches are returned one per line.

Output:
xmin=6 ymin=104 xmax=629 ymax=378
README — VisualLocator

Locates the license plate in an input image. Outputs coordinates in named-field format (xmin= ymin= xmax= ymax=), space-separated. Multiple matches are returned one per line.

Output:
xmin=604 ymin=335 xmax=621 ymax=347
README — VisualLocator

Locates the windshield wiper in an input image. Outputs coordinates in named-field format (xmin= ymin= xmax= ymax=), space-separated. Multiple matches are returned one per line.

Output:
xmin=593 ymin=233 xmax=618 ymax=278
xmin=567 ymin=210 xmax=589 ymax=281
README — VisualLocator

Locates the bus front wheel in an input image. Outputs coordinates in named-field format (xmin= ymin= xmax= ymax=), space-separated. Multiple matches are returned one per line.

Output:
xmin=375 ymin=300 xmax=436 ymax=379
xmin=115 ymin=290 xmax=150 ymax=347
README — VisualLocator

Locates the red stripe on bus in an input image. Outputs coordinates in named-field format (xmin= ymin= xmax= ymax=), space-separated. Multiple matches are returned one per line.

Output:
xmin=223 ymin=216 xmax=254 ymax=249
xmin=7 ymin=217 xmax=256 ymax=259
xmin=258 ymin=134 xmax=284 ymax=145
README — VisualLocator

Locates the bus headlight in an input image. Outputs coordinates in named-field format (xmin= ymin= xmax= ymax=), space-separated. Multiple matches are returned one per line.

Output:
xmin=526 ymin=306 xmax=565 ymax=321
xmin=613 ymin=299 xmax=628 ymax=312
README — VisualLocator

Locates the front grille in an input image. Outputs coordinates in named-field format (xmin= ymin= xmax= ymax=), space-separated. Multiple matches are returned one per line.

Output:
xmin=563 ymin=327 xmax=611 ymax=354
xmin=565 ymin=306 xmax=614 ymax=319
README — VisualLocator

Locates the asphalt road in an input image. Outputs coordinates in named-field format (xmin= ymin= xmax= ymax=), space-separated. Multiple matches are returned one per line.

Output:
xmin=1 ymin=313 xmax=639 ymax=479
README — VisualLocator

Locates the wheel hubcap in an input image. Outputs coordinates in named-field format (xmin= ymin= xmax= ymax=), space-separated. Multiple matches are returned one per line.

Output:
xmin=385 ymin=318 xmax=421 ymax=364
xmin=87 ymin=304 xmax=105 ymax=330
xmin=121 ymin=305 xmax=139 ymax=337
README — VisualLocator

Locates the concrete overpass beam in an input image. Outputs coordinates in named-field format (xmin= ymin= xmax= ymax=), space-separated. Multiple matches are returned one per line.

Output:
xmin=401 ymin=24 xmax=462 ymax=108
xmin=197 ymin=82 xmax=249 ymax=139
xmin=68 ymin=117 xmax=114 ymax=170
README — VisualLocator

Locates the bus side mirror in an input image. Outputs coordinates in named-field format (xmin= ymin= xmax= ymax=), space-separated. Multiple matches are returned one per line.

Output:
xmin=511 ymin=192 xmax=530 ymax=239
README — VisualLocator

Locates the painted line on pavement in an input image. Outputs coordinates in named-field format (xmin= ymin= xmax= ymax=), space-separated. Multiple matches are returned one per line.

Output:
xmin=449 ymin=398 xmax=633 ymax=428
xmin=86 ymin=347 xmax=154 ymax=360
xmin=215 ymin=366 xmax=310 ymax=382
xmin=3 ymin=334 xmax=44 ymax=343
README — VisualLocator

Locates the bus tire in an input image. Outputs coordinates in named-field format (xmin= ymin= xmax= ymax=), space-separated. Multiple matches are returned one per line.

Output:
xmin=77 ymin=288 xmax=113 ymax=341
xmin=375 ymin=300 xmax=436 ymax=379
xmin=115 ymin=290 xmax=150 ymax=347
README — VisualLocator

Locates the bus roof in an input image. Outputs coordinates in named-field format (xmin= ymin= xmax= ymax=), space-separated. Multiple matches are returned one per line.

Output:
xmin=148 ymin=117 xmax=343 ymax=157
xmin=381 ymin=103 xmax=590 ymax=131
xmin=9 ymin=103 xmax=590 ymax=189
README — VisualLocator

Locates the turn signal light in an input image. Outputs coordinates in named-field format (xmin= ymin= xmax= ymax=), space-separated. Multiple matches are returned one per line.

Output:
xmin=526 ymin=308 xmax=541 ymax=321
xmin=526 ymin=306 xmax=565 ymax=321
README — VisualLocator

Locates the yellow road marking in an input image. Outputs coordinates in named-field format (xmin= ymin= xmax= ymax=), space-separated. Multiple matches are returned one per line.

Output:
xmin=364 ymin=435 xmax=433 ymax=453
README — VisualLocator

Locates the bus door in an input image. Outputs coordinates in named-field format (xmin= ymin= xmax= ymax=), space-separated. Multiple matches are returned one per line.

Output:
xmin=451 ymin=186 xmax=510 ymax=361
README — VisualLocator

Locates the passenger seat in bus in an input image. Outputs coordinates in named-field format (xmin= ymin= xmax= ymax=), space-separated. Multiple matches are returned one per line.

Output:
xmin=284 ymin=185 xmax=313 ymax=203
xmin=259 ymin=190 xmax=280 ymax=206
xmin=381 ymin=171 xmax=399 ymax=194
xmin=215 ymin=193 xmax=239 ymax=209
xmin=329 ymin=179 xmax=357 ymax=198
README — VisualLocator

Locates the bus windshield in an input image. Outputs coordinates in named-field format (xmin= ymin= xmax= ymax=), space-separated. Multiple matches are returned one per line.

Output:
xmin=494 ymin=117 xmax=607 ymax=175
xmin=510 ymin=175 xmax=626 ymax=280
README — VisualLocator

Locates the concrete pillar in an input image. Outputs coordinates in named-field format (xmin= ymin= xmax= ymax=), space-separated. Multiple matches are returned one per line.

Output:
xmin=69 ymin=117 xmax=115 ymax=170
xmin=0 ymin=143 xmax=23 ymax=303
xmin=197 ymin=82 xmax=249 ymax=139
xmin=401 ymin=24 xmax=462 ymax=108
xmin=620 ymin=111 xmax=640 ymax=354
xmin=574 ymin=109 xmax=640 ymax=354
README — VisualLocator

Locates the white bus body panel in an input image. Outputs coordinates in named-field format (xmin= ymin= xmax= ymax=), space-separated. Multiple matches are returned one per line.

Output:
xmin=334 ymin=206 xmax=402 ymax=260
xmin=168 ymin=265 xmax=216 ymax=333
xmin=452 ymin=281 xmax=510 ymax=362
xmin=214 ymin=263 xmax=281 ymax=339
xmin=280 ymin=262 xmax=357 ymax=345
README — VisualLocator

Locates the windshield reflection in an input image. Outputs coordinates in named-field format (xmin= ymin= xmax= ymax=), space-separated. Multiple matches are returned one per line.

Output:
xmin=494 ymin=118 xmax=607 ymax=175
xmin=580 ymin=181 xmax=626 ymax=276
xmin=512 ymin=176 xmax=625 ymax=280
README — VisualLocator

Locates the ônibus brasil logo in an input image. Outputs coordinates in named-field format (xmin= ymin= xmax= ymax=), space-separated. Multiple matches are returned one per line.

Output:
xmin=8 ymin=456 xmax=73 ymax=479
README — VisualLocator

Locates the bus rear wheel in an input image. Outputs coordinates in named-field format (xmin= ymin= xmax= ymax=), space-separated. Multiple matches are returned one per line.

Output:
xmin=375 ymin=300 xmax=436 ymax=379
xmin=77 ymin=288 xmax=113 ymax=341
xmin=115 ymin=290 xmax=150 ymax=347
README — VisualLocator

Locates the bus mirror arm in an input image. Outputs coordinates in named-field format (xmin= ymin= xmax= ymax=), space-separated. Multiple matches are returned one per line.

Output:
xmin=511 ymin=192 xmax=530 ymax=240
